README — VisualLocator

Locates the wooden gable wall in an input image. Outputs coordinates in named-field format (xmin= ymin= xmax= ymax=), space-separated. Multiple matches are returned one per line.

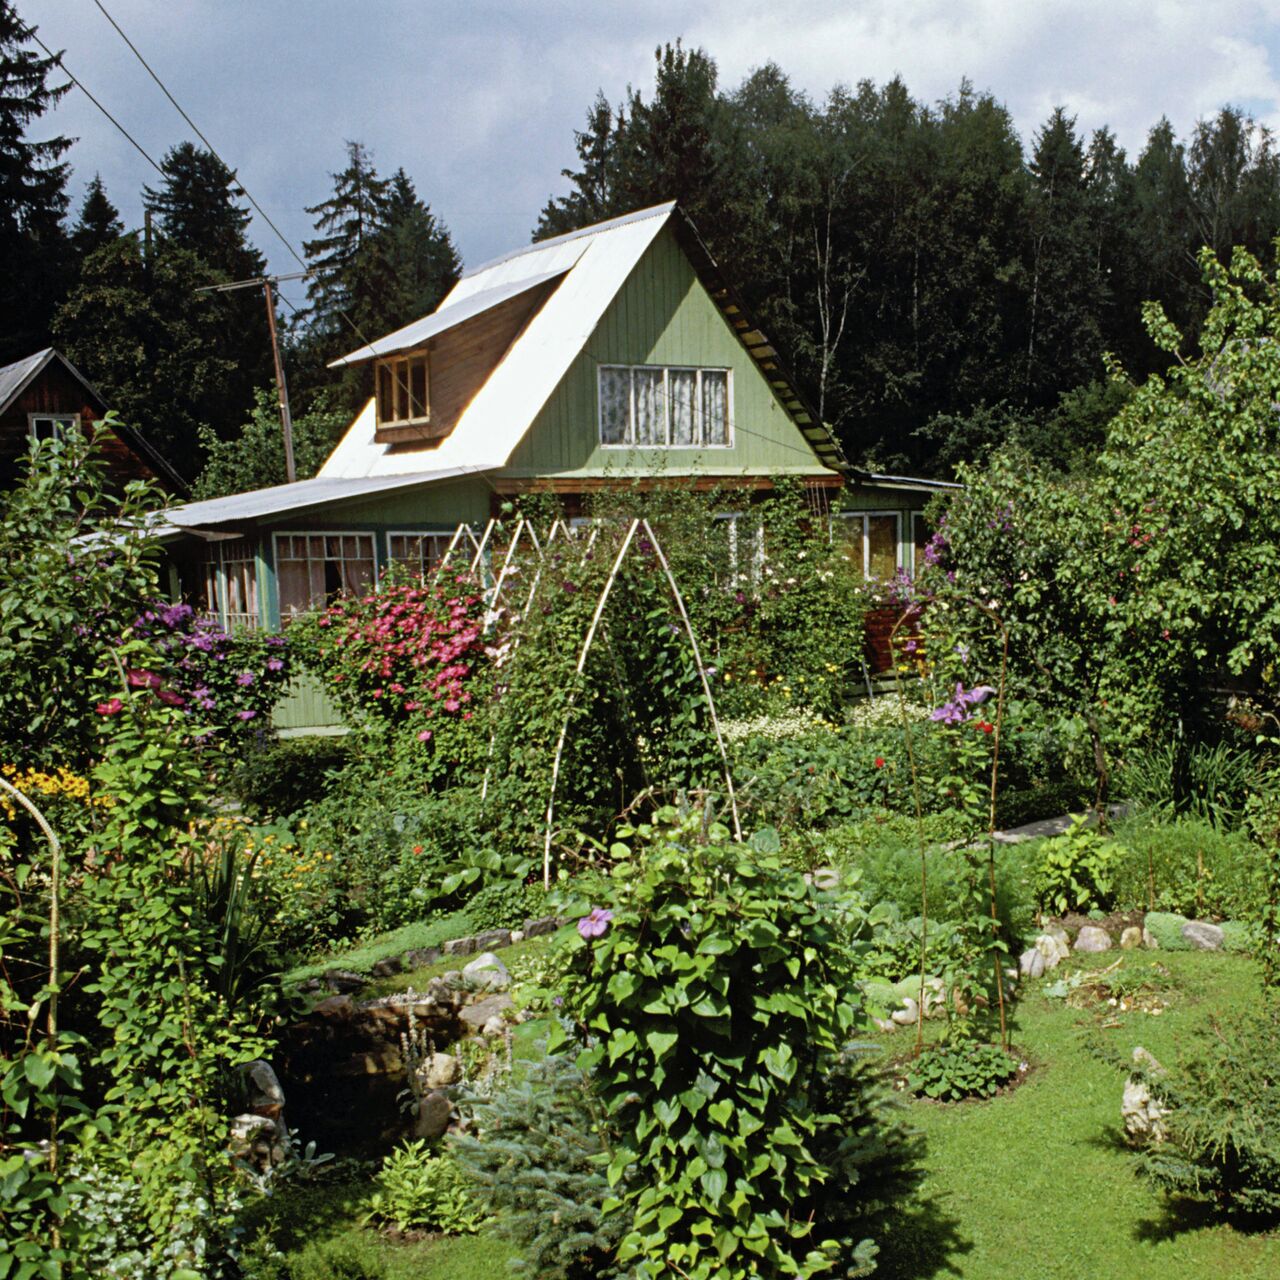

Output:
xmin=0 ymin=360 xmax=160 ymax=491
xmin=498 ymin=225 xmax=836 ymax=483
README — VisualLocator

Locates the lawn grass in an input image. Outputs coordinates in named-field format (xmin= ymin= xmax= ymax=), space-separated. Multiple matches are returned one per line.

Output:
xmin=268 ymin=949 xmax=1279 ymax=1278
xmin=876 ymin=950 xmax=1280 ymax=1280
xmin=363 ymin=932 xmax=559 ymax=998
xmin=282 ymin=909 xmax=475 ymax=987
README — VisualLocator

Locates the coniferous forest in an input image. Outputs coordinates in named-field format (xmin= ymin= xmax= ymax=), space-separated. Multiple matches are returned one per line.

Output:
xmin=5 ymin=9 xmax=1280 ymax=482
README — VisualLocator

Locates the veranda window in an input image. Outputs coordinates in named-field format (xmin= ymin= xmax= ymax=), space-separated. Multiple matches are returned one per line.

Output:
xmin=386 ymin=532 xmax=456 ymax=579
xmin=275 ymin=533 xmax=376 ymax=618
xmin=199 ymin=538 xmax=260 ymax=630
xmin=833 ymin=512 xmax=901 ymax=580
xmin=598 ymin=365 xmax=731 ymax=448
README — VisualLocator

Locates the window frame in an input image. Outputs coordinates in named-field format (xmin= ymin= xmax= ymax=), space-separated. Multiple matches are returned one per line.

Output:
xmin=832 ymin=511 xmax=904 ymax=581
xmin=597 ymin=363 xmax=733 ymax=450
xmin=384 ymin=530 xmax=457 ymax=580
xmin=374 ymin=350 xmax=431 ymax=429
xmin=199 ymin=538 xmax=261 ymax=632
xmin=273 ymin=531 xmax=378 ymax=620
xmin=713 ymin=510 xmax=765 ymax=587
xmin=28 ymin=413 xmax=78 ymax=443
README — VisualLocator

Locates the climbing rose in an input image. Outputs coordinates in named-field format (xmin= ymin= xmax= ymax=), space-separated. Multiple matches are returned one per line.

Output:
xmin=875 ymin=756 xmax=886 ymax=768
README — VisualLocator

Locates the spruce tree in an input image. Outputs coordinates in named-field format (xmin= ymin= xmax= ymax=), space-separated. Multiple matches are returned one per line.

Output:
xmin=69 ymin=173 xmax=123 ymax=260
xmin=0 ymin=0 xmax=71 ymax=362
xmin=535 ymin=92 xmax=626 ymax=239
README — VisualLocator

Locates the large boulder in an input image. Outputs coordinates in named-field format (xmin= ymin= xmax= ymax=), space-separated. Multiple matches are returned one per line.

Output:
xmin=1034 ymin=932 xmax=1071 ymax=969
xmin=463 ymin=951 xmax=512 ymax=992
xmin=1019 ymin=947 xmax=1047 ymax=979
xmin=1181 ymin=920 xmax=1225 ymax=951
xmin=413 ymin=1090 xmax=452 ymax=1140
xmin=1120 ymin=925 xmax=1144 ymax=950
xmin=1074 ymin=925 xmax=1113 ymax=953
xmin=459 ymin=992 xmax=513 ymax=1031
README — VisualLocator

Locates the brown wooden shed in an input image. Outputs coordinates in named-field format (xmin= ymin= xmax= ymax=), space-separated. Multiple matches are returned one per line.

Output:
xmin=0 ymin=348 xmax=186 ymax=494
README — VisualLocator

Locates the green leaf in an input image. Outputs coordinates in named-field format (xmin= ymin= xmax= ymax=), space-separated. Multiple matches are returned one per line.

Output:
xmin=646 ymin=1029 xmax=678 ymax=1060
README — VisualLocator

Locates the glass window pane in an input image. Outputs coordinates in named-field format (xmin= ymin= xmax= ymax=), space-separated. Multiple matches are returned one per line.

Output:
xmin=634 ymin=368 xmax=665 ymax=445
xmin=278 ymin=562 xmax=312 ymax=617
xmin=701 ymin=370 xmax=729 ymax=445
xmin=377 ymin=364 xmax=393 ymax=423
xmin=868 ymin=515 xmax=898 ymax=580
xmin=669 ymin=369 xmax=697 ymax=445
xmin=409 ymin=357 xmax=428 ymax=420
xmin=599 ymin=367 xmax=629 ymax=444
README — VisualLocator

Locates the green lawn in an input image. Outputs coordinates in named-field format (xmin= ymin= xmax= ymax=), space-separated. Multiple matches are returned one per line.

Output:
xmin=876 ymin=951 xmax=1280 ymax=1280
xmin=267 ymin=950 xmax=1278 ymax=1279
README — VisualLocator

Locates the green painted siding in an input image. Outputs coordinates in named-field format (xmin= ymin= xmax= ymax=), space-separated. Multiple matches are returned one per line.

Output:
xmin=502 ymin=226 xmax=832 ymax=479
xmin=272 ymin=669 xmax=346 ymax=736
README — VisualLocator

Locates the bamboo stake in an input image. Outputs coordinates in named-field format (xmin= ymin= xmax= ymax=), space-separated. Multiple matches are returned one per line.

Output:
xmin=543 ymin=520 xmax=640 ymax=889
xmin=640 ymin=519 xmax=742 ymax=842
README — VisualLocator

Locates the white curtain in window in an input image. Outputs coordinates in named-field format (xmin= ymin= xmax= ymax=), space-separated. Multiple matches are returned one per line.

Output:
xmin=599 ymin=367 xmax=630 ymax=445
xmin=669 ymin=369 xmax=697 ymax=445
xmin=701 ymin=370 xmax=728 ymax=445
xmin=633 ymin=368 xmax=665 ymax=445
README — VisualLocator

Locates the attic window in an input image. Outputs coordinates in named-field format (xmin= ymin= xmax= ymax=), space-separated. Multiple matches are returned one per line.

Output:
xmin=598 ymin=365 xmax=731 ymax=448
xmin=375 ymin=352 xmax=430 ymax=428
xmin=29 ymin=414 xmax=77 ymax=443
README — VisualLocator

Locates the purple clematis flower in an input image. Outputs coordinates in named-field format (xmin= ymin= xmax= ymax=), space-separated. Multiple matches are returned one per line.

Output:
xmin=578 ymin=907 xmax=614 ymax=940
xmin=930 ymin=682 xmax=995 ymax=725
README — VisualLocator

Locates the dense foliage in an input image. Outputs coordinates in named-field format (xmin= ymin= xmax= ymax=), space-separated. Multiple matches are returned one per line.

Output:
xmin=551 ymin=810 xmax=921 ymax=1279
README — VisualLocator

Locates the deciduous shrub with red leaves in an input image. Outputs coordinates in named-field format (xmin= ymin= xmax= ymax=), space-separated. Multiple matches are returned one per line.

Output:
xmin=301 ymin=577 xmax=490 ymax=740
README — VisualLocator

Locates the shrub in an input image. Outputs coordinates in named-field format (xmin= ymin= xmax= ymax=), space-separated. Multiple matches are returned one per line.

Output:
xmin=1111 ymin=815 xmax=1261 ymax=918
xmin=906 ymin=1041 xmax=1020 ymax=1102
xmin=228 ymin=735 xmax=352 ymax=817
xmin=1139 ymin=1001 xmax=1280 ymax=1224
xmin=454 ymin=1056 xmax=632 ymax=1280
xmin=1032 ymin=815 xmax=1122 ymax=915
xmin=466 ymin=879 xmax=546 ymax=933
xmin=553 ymin=809 xmax=921 ymax=1280
xmin=362 ymin=1141 xmax=483 ymax=1235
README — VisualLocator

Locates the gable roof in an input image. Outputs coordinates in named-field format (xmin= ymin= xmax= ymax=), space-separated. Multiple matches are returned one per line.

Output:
xmin=0 ymin=348 xmax=187 ymax=493
xmin=317 ymin=202 xmax=848 ymax=481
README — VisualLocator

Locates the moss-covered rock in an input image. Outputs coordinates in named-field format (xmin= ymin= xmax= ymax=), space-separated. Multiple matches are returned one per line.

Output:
xmin=1143 ymin=911 xmax=1191 ymax=950
xmin=1219 ymin=919 xmax=1253 ymax=953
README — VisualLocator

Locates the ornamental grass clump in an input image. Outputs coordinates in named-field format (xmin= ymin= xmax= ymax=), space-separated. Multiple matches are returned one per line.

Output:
xmin=552 ymin=809 xmax=922 ymax=1280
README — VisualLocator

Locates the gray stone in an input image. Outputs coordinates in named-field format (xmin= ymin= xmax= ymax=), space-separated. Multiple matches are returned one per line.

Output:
xmin=230 ymin=1114 xmax=289 ymax=1171
xmin=509 ymin=929 xmax=525 ymax=945
xmin=1120 ymin=926 xmax=1144 ymax=950
xmin=312 ymin=994 xmax=354 ymax=1019
xmin=243 ymin=1060 xmax=285 ymax=1111
xmin=1143 ymin=927 xmax=1157 ymax=949
xmin=322 ymin=968 xmax=367 ymax=994
xmin=414 ymin=1090 xmax=452 ymax=1140
xmin=371 ymin=955 xmax=403 ymax=978
xmin=523 ymin=915 xmax=560 ymax=938
xmin=459 ymin=992 xmax=513 ymax=1030
xmin=872 ymin=1016 xmax=897 ymax=1033
xmin=403 ymin=946 xmax=442 ymax=969
xmin=1182 ymin=920 xmax=1225 ymax=951
xmin=1074 ymin=925 xmax=1113 ymax=953
xmin=482 ymin=1016 xmax=508 ymax=1037
xmin=1122 ymin=1046 xmax=1168 ymax=1144
xmin=474 ymin=928 xmax=513 ymax=951
xmin=463 ymin=951 xmax=511 ymax=992
xmin=420 ymin=1052 xmax=462 ymax=1090
xmin=443 ymin=935 xmax=478 ymax=957
xmin=1019 ymin=947 xmax=1047 ymax=979
xmin=1034 ymin=932 xmax=1071 ymax=969
xmin=1041 ymin=924 xmax=1070 ymax=946
xmin=890 ymin=997 xmax=919 ymax=1027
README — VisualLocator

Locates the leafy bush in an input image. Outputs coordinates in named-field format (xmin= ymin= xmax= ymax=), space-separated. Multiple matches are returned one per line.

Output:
xmin=1120 ymin=739 xmax=1257 ymax=830
xmin=906 ymin=1041 xmax=1020 ymax=1101
xmin=1139 ymin=1001 xmax=1280 ymax=1224
xmin=1110 ymin=815 xmax=1261 ymax=918
xmin=466 ymin=879 xmax=546 ymax=933
xmin=455 ymin=1055 xmax=632 ymax=1280
xmin=228 ymin=735 xmax=352 ymax=817
xmin=552 ymin=809 xmax=921 ymax=1279
xmin=1032 ymin=815 xmax=1122 ymax=915
xmin=362 ymin=1141 xmax=483 ymax=1235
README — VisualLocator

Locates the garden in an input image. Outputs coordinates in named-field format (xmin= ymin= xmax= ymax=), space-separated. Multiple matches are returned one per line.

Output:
xmin=3 ymin=248 xmax=1280 ymax=1280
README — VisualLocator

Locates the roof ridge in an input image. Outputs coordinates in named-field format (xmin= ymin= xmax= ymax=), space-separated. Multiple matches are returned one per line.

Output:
xmin=462 ymin=201 xmax=676 ymax=278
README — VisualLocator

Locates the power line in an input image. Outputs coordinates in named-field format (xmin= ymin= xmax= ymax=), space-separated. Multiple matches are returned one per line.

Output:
xmin=29 ymin=32 xmax=165 ymax=178
xmin=90 ymin=0 xmax=308 ymax=274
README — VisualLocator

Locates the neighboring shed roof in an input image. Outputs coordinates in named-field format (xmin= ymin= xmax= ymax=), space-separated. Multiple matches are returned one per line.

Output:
xmin=166 ymin=464 xmax=491 ymax=530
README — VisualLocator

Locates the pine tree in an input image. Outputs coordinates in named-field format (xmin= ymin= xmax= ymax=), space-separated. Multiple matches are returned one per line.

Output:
xmin=366 ymin=168 xmax=460 ymax=331
xmin=0 ymin=0 xmax=71 ymax=362
xmin=69 ymin=173 xmax=123 ymax=259
xmin=302 ymin=139 xmax=390 ymax=340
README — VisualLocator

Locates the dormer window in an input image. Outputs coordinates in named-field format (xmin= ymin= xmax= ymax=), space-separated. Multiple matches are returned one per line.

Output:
xmin=375 ymin=351 xmax=430 ymax=428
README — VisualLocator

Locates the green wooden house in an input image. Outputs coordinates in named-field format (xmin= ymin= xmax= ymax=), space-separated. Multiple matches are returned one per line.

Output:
xmin=159 ymin=203 xmax=951 ymax=730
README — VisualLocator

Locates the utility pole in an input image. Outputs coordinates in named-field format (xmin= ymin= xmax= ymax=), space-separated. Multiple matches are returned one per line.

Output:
xmin=195 ymin=269 xmax=310 ymax=483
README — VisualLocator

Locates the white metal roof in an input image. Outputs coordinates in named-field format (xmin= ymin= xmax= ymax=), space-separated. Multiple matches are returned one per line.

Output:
xmin=318 ymin=203 xmax=676 ymax=480
xmin=166 ymin=464 xmax=491 ymax=528
xmin=329 ymin=268 xmax=569 ymax=366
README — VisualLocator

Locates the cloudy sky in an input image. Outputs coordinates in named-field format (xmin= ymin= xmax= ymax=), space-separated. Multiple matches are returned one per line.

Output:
xmin=22 ymin=0 xmax=1280 ymax=308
